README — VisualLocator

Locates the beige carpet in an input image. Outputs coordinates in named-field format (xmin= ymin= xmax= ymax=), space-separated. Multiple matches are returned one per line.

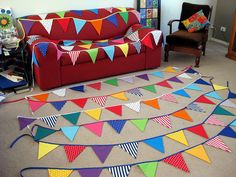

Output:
xmin=0 ymin=41 xmax=236 ymax=177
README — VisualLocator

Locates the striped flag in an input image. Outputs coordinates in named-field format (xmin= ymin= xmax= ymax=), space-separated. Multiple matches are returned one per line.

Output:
xmin=108 ymin=165 xmax=131 ymax=177
xmin=127 ymin=31 xmax=139 ymax=41
xmin=41 ymin=116 xmax=58 ymax=128
xmin=160 ymin=94 xmax=178 ymax=103
xmin=68 ymin=51 xmax=80 ymax=65
xmin=205 ymin=115 xmax=226 ymax=126
xmin=91 ymin=96 xmax=107 ymax=107
xmin=205 ymin=136 xmax=231 ymax=152
xmin=152 ymin=115 xmax=172 ymax=128
xmin=118 ymin=142 xmax=139 ymax=158
xmin=127 ymin=88 xmax=143 ymax=97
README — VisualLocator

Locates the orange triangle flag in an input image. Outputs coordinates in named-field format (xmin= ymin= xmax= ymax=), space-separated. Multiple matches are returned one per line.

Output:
xmin=91 ymin=20 xmax=102 ymax=35
xmin=185 ymin=145 xmax=211 ymax=163
xmin=142 ymin=99 xmax=160 ymax=110
xmin=111 ymin=92 xmax=128 ymax=101
xmin=79 ymin=44 xmax=92 ymax=49
xmin=172 ymin=109 xmax=193 ymax=122
xmin=32 ymin=93 xmax=49 ymax=102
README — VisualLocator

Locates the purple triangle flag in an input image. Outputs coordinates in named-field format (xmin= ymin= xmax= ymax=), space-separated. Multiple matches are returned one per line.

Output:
xmin=136 ymin=74 xmax=149 ymax=81
xmin=78 ymin=168 xmax=102 ymax=177
xmin=50 ymin=101 xmax=67 ymax=111
xmin=20 ymin=20 xmax=34 ymax=35
xmin=18 ymin=117 xmax=36 ymax=130
xmin=92 ymin=145 xmax=113 ymax=163
xmin=168 ymin=77 xmax=183 ymax=83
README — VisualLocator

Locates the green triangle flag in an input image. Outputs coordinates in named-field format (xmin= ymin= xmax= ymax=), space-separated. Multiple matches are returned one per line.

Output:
xmin=87 ymin=48 xmax=99 ymax=63
xmin=62 ymin=112 xmax=81 ymax=125
xmin=56 ymin=11 xmax=66 ymax=18
xmin=142 ymin=85 xmax=157 ymax=93
xmin=213 ymin=106 xmax=235 ymax=116
xmin=138 ymin=162 xmax=158 ymax=177
xmin=80 ymin=40 xmax=93 ymax=44
xmin=120 ymin=12 xmax=129 ymax=24
xmin=34 ymin=126 xmax=56 ymax=141
xmin=130 ymin=119 xmax=148 ymax=132
xmin=104 ymin=78 xmax=119 ymax=87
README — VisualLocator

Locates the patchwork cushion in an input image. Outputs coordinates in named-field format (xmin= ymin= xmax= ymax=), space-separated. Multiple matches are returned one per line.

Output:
xmin=181 ymin=10 xmax=210 ymax=32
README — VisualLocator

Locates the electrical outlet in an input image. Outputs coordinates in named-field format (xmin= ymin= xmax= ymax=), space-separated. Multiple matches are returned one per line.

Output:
xmin=220 ymin=26 xmax=226 ymax=32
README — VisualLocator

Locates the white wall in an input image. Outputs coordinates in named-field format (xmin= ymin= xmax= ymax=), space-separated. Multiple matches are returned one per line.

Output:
xmin=0 ymin=0 xmax=217 ymax=39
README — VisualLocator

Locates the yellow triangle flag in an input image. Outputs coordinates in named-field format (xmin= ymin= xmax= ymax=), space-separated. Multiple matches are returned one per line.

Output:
xmin=164 ymin=66 xmax=177 ymax=73
xmin=48 ymin=169 xmax=73 ymax=177
xmin=117 ymin=7 xmax=127 ymax=12
xmin=79 ymin=44 xmax=92 ymax=49
xmin=117 ymin=43 xmax=129 ymax=57
xmin=166 ymin=130 xmax=189 ymax=146
xmin=84 ymin=108 xmax=102 ymax=120
xmin=213 ymin=84 xmax=228 ymax=91
xmin=96 ymin=39 xmax=109 ymax=42
xmin=111 ymin=92 xmax=128 ymax=101
xmin=185 ymin=145 xmax=211 ymax=163
xmin=38 ymin=142 xmax=59 ymax=159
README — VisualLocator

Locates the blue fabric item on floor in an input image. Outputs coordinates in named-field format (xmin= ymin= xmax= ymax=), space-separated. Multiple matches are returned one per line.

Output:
xmin=0 ymin=75 xmax=27 ymax=90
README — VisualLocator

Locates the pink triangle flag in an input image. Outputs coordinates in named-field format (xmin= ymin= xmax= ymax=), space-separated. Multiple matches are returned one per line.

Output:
xmin=28 ymin=100 xmax=46 ymax=112
xmin=112 ymin=38 xmax=124 ymax=44
xmin=68 ymin=51 xmax=80 ymax=65
xmin=152 ymin=115 xmax=172 ymax=128
xmin=84 ymin=122 xmax=104 ymax=137
xmin=205 ymin=136 xmax=231 ymax=152
xmin=205 ymin=115 xmax=226 ymax=126
xmin=160 ymin=94 xmax=178 ymax=103
xmin=91 ymin=96 xmax=107 ymax=107
xmin=56 ymin=49 xmax=63 ymax=61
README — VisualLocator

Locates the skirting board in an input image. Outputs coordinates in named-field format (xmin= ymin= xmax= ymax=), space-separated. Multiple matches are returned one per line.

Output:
xmin=210 ymin=37 xmax=229 ymax=46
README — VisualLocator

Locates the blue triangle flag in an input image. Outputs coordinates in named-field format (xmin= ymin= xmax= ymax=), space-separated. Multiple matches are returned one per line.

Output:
xmin=219 ymin=126 xmax=236 ymax=138
xmin=70 ymin=85 xmax=85 ymax=92
xmin=230 ymin=120 xmax=236 ymax=127
xmin=61 ymin=126 xmax=79 ymax=141
xmin=185 ymin=83 xmax=202 ymax=91
xmin=96 ymin=42 xmax=109 ymax=47
xmin=205 ymin=91 xmax=223 ymax=100
xmin=143 ymin=136 xmax=165 ymax=153
xmin=71 ymin=10 xmax=83 ymax=16
xmin=173 ymin=89 xmax=190 ymax=98
xmin=185 ymin=68 xmax=199 ymax=74
xmin=195 ymin=79 xmax=211 ymax=86
xmin=132 ymin=41 xmax=141 ymax=54
xmin=103 ymin=46 xmax=115 ymax=61
xmin=228 ymin=90 xmax=236 ymax=99
xmin=73 ymin=19 xmax=86 ymax=34
xmin=37 ymin=43 xmax=49 ymax=57
xmin=32 ymin=52 xmax=39 ymax=67
xmin=50 ymin=101 xmax=67 ymax=111
xmin=107 ymin=15 xmax=118 ymax=27
xmin=89 ymin=9 xmax=98 ymax=14
xmin=150 ymin=71 xmax=164 ymax=78
xmin=63 ymin=40 xmax=76 ymax=46
xmin=108 ymin=120 xmax=126 ymax=134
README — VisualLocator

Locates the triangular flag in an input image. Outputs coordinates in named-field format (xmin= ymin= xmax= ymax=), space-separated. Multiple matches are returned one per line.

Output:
xmin=28 ymin=100 xmax=46 ymax=112
xmin=156 ymin=80 xmax=173 ymax=89
xmin=151 ymin=71 xmax=164 ymax=78
xmin=112 ymin=38 xmax=125 ymax=44
xmin=195 ymin=78 xmax=211 ymax=86
xmin=172 ymin=109 xmax=193 ymax=122
xmin=164 ymin=66 xmax=177 ymax=73
xmin=64 ymin=145 xmax=86 ymax=162
xmin=127 ymin=31 xmax=139 ymax=42
xmin=230 ymin=120 xmax=236 ymax=126
xmin=205 ymin=91 xmax=223 ymax=100
xmin=71 ymin=98 xmax=88 ymax=108
xmin=32 ymin=93 xmax=49 ymax=102
xmin=118 ymin=142 xmax=139 ymax=158
xmin=173 ymin=89 xmax=190 ymax=98
xmin=37 ymin=43 xmax=49 ymax=57
xmin=72 ymin=10 xmax=83 ymax=16
xmin=104 ymin=78 xmax=119 ymax=86
xmin=61 ymin=126 xmax=79 ymax=141
xmin=79 ymin=44 xmax=92 ymax=49
xmin=56 ymin=11 xmax=66 ymax=18
xmin=87 ymin=48 xmax=99 ymax=63
xmin=108 ymin=165 xmax=131 ymax=177
xmin=185 ymin=83 xmax=202 ymax=91
xmin=92 ymin=145 xmax=113 ymax=163
xmin=38 ymin=14 xmax=48 ymax=20
xmin=89 ymin=9 xmax=99 ymax=14
xmin=84 ymin=122 xmax=104 ymax=137
xmin=219 ymin=126 xmax=236 ymax=138
xmin=142 ymin=85 xmax=157 ymax=93
xmin=205 ymin=115 xmax=226 ymax=126
xmin=50 ymin=101 xmax=67 ymax=111
xmin=117 ymin=43 xmax=129 ymax=57
xmin=138 ymin=162 xmax=158 ymax=177
xmin=163 ymin=153 xmax=190 ymax=172
xmin=91 ymin=20 xmax=103 ymax=35
xmin=195 ymin=95 xmax=215 ymax=105
xmin=84 ymin=108 xmax=102 ymax=121
xmin=205 ymin=136 xmax=231 ymax=152
xmin=120 ymin=12 xmax=129 ymax=24
xmin=61 ymin=45 xmax=74 ymax=51
xmin=119 ymin=76 xmax=134 ymax=84
xmin=32 ymin=51 xmax=39 ymax=67
xmin=87 ymin=82 xmax=101 ymax=90
xmin=143 ymin=136 xmax=165 ymax=153
xmin=106 ymin=105 xmax=122 ymax=116
xmin=70 ymin=85 xmax=85 ymax=92
xmin=48 ymin=169 xmax=72 ymax=177
xmin=38 ymin=142 xmax=59 ymax=159
xmin=187 ymin=125 xmax=209 ymax=139
xmin=107 ymin=14 xmax=118 ymax=27
xmin=68 ymin=51 xmax=80 ymax=65
xmin=185 ymin=67 xmax=199 ymax=74
xmin=103 ymin=46 xmax=115 ymax=61
xmin=57 ymin=18 xmax=70 ymax=32
xmin=111 ymin=92 xmax=128 ymax=101
xmin=160 ymin=94 xmax=178 ymax=103
xmin=152 ymin=115 xmax=172 ymax=129
xmin=18 ymin=117 xmax=36 ymax=130
xmin=221 ymin=99 xmax=236 ymax=109
xmin=108 ymin=120 xmax=126 ymax=134
xmin=117 ymin=7 xmax=127 ymax=12
xmin=73 ymin=19 xmax=86 ymax=34
xmin=57 ymin=48 xmax=63 ymax=60
xmin=178 ymin=73 xmax=192 ymax=79
xmin=166 ymin=130 xmax=189 ymax=146
xmin=213 ymin=84 xmax=228 ymax=91
xmin=78 ymin=168 xmax=102 ymax=177
xmin=130 ymin=119 xmax=148 ymax=132
xmin=185 ymin=145 xmax=211 ymax=163
xmin=20 ymin=20 xmax=34 ymax=35
xmin=168 ymin=77 xmax=183 ymax=83
xmin=228 ymin=90 xmax=236 ymax=99
xmin=27 ymin=36 xmax=39 ymax=45
xmin=186 ymin=103 xmax=205 ymax=113
xmin=131 ymin=10 xmax=140 ymax=22
xmin=136 ymin=74 xmax=149 ymax=81
xmin=62 ymin=112 xmax=80 ymax=125
xmin=105 ymin=7 xmax=113 ymax=13
xmin=151 ymin=30 xmax=162 ymax=45
xmin=143 ymin=99 xmax=160 ymax=109
xmin=41 ymin=116 xmax=58 ymax=128
xmin=125 ymin=101 xmax=141 ymax=112
xmin=213 ymin=106 xmax=235 ymax=116
xmin=91 ymin=96 xmax=107 ymax=107
xmin=80 ymin=40 xmax=93 ymax=44
xmin=63 ymin=39 xmax=75 ymax=45
xmin=40 ymin=19 xmax=53 ymax=34
xmin=52 ymin=88 xmax=66 ymax=97
xmin=132 ymin=41 xmax=141 ymax=53
xmin=127 ymin=88 xmax=143 ymax=97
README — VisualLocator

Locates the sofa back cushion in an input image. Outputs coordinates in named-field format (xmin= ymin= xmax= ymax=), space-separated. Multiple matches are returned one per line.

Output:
xmin=18 ymin=8 xmax=140 ymax=40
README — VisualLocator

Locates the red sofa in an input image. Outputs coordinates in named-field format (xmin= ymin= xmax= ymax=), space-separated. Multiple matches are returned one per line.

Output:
xmin=18 ymin=8 xmax=162 ymax=90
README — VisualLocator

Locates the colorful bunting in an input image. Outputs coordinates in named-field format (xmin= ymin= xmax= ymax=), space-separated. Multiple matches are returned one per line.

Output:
xmin=78 ymin=168 xmax=102 ymax=177
xmin=32 ymin=93 xmax=49 ymax=102
xmin=50 ymin=101 xmax=66 ymax=111
xmin=138 ymin=162 xmax=158 ymax=177
xmin=64 ymin=145 xmax=86 ymax=162
xmin=168 ymin=77 xmax=183 ymax=83
xmin=143 ymin=99 xmax=160 ymax=110
xmin=152 ymin=115 xmax=172 ymax=129
xmin=213 ymin=106 xmax=235 ymax=116
xmin=27 ymin=36 xmax=39 ymax=45
xmin=40 ymin=19 xmax=53 ymax=34
xmin=150 ymin=71 xmax=164 ymax=78
xmin=18 ymin=117 xmax=36 ymax=130
xmin=70 ymin=85 xmax=85 ymax=92
xmin=185 ymin=83 xmax=202 ymax=91
xmin=91 ymin=96 xmax=107 ymax=107
xmin=62 ymin=112 xmax=81 ymax=125
xmin=136 ymin=74 xmax=149 ymax=81
xmin=172 ymin=109 xmax=193 ymax=122
xmin=120 ymin=12 xmax=129 ymax=24
xmin=41 ymin=116 xmax=58 ymax=128
xmin=195 ymin=95 xmax=215 ymax=105
xmin=186 ymin=103 xmax=205 ymax=112
xmin=164 ymin=66 xmax=177 ymax=73
xmin=156 ymin=80 xmax=173 ymax=89
xmin=163 ymin=153 xmax=189 ymax=172
xmin=132 ymin=41 xmax=141 ymax=53
xmin=87 ymin=48 xmax=99 ymax=63
xmin=166 ymin=130 xmax=189 ymax=146
xmin=68 ymin=51 xmax=80 ymax=65
xmin=160 ymin=94 xmax=178 ymax=103
xmin=173 ymin=89 xmax=190 ymax=98
xmin=108 ymin=165 xmax=131 ymax=177
xmin=187 ymin=125 xmax=209 ymax=139
xmin=119 ymin=76 xmax=134 ymax=84
xmin=104 ymin=78 xmax=119 ymax=87
xmin=125 ymin=101 xmax=141 ymax=112
xmin=38 ymin=14 xmax=47 ymax=20
xmin=142 ymin=85 xmax=157 ymax=93
xmin=195 ymin=78 xmax=211 ymax=86
xmin=130 ymin=119 xmax=148 ymax=132
xmin=178 ymin=73 xmax=192 ymax=79
xmin=112 ymin=38 xmax=125 ymax=44
xmin=84 ymin=122 xmax=104 ymax=137
xmin=60 ymin=46 xmax=74 ymax=51
xmin=205 ymin=115 xmax=226 ymax=126
xmin=118 ymin=142 xmax=139 ymax=158
xmin=151 ymin=30 xmax=162 ymax=45
xmin=117 ymin=7 xmax=127 ymax=12
xmin=32 ymin=52 xmax=39 ymax=67
xmin=84 ymin=108 xmax=102 ymax=121
xmin=205 ymin=136 xmax=231 ymax=152
xmin=185 ymin=145 xmax=211 ymax=163
xmin=21 ymin=20 xmax=34 ymax=35
xmin=89 ymin=9 xmax=99 ymax=14
xmin=221 ymin=99 xmax=236 ymax=109
xmin=73 ymin=19 xmax=86 ymax=34
xmin=105 ymin=105 xmax=123 ymax=116
xmin=79 ymin=44 xmax=92 ymax=49
xmin=57 ymin=18 xmax=70 ymax=32
xmin=71 ymin=98 xmax=88 ymax=108
xmin=48 ymin=169 xmax=72 ymax=177
xmin=185 ymin=67 xmax=199 ymax=74
xmin=56 ymin=11 xmax=66 ymax=18
xmin=117 ymin=43 xmax=129 ymax=57
xmin=107 ymin=15 xmax=118 ymax=27
xmin=52 ymin=88 xmax=66 ymax=97
xmin=219 ymin=126 xmax=236 ymax=138
xmin=108 ymin=120 xmax=126 ymax=134
xmin=91 ymin=20 xmax=102 ymax=35
xmin=38 ymin=142 xmax=59 ymax=159
xmin=61 ymin=126 xmax=79 ymax=141
xmin=105 ymin=7 xmax=113 ymax=13
xmin=127 ymin=88 xmax=143 ymax=97
xmin=228 ymin=90 xmax=236 ymax=99
xmin=205 ymin=91 xmax=223 ymax=100
xmin=37 ymin=43 xmax=49 ymax=57
xmin=92 ymin=145 xmax=113 ymax=163
xmin=230 ymin=120 xmax=236 ymax=126
xmin=127 ymin=31 xmax=139 ymax=42
xmin=213 ymin=84 xmax=228 ymax=91
xmin=143 ymin=136 xmax=165 ymax=153
xmin=103 ymin=46 xmax=115 ymax=61
xmin=28 ymin=100 xmax=46 ymax=112
xmin=34 ymin=126 xmax=56 ymax=141
xmin=87 ymin=82 xmax=101 ymax=90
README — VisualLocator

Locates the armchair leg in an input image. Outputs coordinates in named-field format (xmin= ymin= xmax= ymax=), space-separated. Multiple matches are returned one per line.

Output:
xmin=164 ymin=44 xmax=169 ymax=62
xmin=202 ymin=43 xmax=206 ymax=56
xmin=195 ymin=56 xmax=200 ymax=67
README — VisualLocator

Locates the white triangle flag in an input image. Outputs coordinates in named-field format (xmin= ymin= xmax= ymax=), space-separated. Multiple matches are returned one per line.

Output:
xmin=60 ymin=46 xmax=74 ymax=51
xmin=52 ymin=88 xmax=66 ymax=97
xmin=125 ymin=101 xmax=141 ymax=112
xmin=38 ymin=14 xmax=48 ymax=20
xmin=178 ymin=73 xmax=192 ymax=79
xmin=221 ymin=100 xmax=236 ymax=109
xmin=40 ymin=19 xmax=53 ymax=34
xmin=151 ymin=30 xmax=162 ymax=45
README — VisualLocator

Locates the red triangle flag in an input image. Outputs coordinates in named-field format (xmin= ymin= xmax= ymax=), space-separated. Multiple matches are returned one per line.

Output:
xmin=87 ymin=82 xmax=101 ymax=90
xmin=163 ymin=153 xmax=190 ymax=173
xmin=57 ymin=18 xmax=70 ymax=32
xmin=156 ymin=80 xmax=173 ymax=89
xmin=28 ymin=100 xmax=46 ymax=112
xmin=187 ymin=124 xmax=209 ymax=139
xmin=64 ymin=145 xmax=86 ymax=162
xmin=195 ymin=95 xmax=215 ymax=105
xmin=71 ymin=98 xmax=88 ymax=108
xmin=141 ymin=34 xmax=154 ymax=49
xmin=105 ymin=105 xmax=122 ymax=116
